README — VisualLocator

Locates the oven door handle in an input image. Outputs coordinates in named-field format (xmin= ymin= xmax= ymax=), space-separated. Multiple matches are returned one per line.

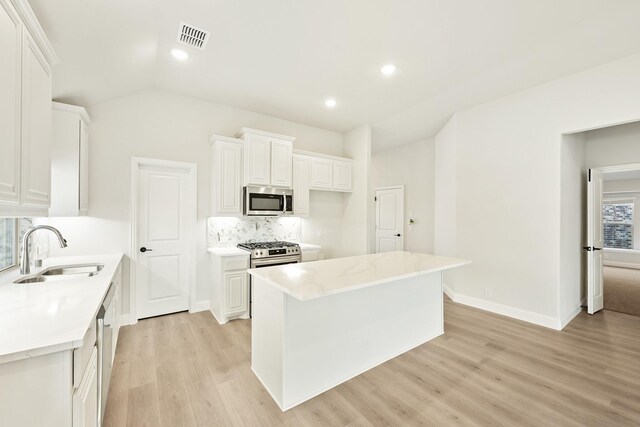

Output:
xmin=251 ymin=255 xmax=301 ymax=268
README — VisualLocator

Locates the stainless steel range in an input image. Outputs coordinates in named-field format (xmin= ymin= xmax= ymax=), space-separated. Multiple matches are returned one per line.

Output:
xmin=238 ymin=241 xmax=301 ymax=316
xmin=238 ymin=241 xmax=301 ymax=267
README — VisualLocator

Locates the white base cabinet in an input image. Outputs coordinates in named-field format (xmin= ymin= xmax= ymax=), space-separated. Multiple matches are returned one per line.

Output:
xmin=210 ymin=252 xmax=250 ymax=324
xmin=73 ymin=346 xmax=98 ymax=427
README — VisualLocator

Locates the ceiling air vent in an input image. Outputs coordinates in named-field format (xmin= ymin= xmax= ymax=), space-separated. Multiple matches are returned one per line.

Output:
xmin=177 ymin=22 xmax=210 ymax=50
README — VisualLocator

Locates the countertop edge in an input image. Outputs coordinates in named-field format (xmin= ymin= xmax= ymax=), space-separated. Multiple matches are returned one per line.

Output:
xmin=249 ymin=258 xmax=471 ymax=301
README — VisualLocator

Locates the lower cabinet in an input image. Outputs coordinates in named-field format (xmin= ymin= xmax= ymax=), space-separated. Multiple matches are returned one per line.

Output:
xmin=210 ymin=252 xmax=250 ymax=324
xmin=72 ymin=346 xmax=98 ymax=427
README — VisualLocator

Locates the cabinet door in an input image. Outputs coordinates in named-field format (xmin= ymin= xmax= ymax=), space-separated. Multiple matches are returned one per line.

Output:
xmin=244 ymin=135 xmax=271 ymax=186
xmin=224 ymin=271 xmax=248 ymax=316
xmin=292 ymin=155 xmax=310 ymax=216
xmin=79 ymin=120 xmax=89 ymax=214
xmin=0 ymin=1 xmax=22 ymax=205
xmin=72 ymin=346 xmax=98 ymax=427
xmin=333 ymin=160 xmax=353 ymax=192
xmin=213 ymin=140 xmax=243 ymax=215
xmin=270 ymin=140 xmax=292 ymax=188
xmin=310 ymin=158 xmax=333 ymax=190
xmin=20 ymin=30 xmax=52 ymax=207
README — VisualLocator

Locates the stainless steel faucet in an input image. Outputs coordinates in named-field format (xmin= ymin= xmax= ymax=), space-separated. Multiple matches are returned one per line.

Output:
xmin=20 ymin=225 xmax=68 ymax=275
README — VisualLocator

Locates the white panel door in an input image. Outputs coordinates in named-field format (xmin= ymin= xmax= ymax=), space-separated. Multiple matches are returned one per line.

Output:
xmin=245 ymin=135 xmax=271 ymax=186
xmin=333 ymin=160 xmax=353 ymax=192
xmin=20 ymin=30 xmax=52 ymax=207
xmin=310 ymin=158 xmax=333 ymax=190
xmin=292 ymin=155 xmax=310 ymax=216
xmin=587 ymin=168 xmax=604 ymax=314
xmin=136 ymin=164 xmax=194 ymax=319
xmin=0 ymin=0 xmax=21 ymax=205
xmin=270 ymin=140 xmax=293 ymax=188
xmin=375 ymin=187 xmax=404 ymax=253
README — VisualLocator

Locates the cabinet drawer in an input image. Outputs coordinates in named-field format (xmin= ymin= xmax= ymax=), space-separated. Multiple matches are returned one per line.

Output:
xmin=73 ymin=319 xmax=96 ymax=388
xmin=222 ymin=256 xmax=249 ymax=271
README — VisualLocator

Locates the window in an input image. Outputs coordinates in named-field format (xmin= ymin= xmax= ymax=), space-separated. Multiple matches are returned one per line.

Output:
xmin=0 ymin=219 xmax=18 ymax=272
xmin=0 ymin=218 xmax=32 ymax=272
xmin=603 ymin=200 xmax=634 ymax=249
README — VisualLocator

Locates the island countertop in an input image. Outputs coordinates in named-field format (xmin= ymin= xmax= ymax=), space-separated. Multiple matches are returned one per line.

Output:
xmin=248 ymin=251 xmax=470 ymax=301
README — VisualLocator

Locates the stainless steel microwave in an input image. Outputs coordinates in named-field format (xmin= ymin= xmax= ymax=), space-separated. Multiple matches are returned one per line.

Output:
xmin=243 ymin=186 xmax=294 ymax=216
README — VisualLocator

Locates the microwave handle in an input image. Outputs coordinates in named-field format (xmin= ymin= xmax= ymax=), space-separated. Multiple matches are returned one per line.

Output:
xmin=283 ymin=193 xmax=287 ymax=213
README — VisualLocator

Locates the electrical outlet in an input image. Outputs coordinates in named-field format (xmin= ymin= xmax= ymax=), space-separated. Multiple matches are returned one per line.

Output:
xmin=484 ymin=288 xmax=493 ymax=298
xmin=316 ymin=230 xmax=323 ymax=239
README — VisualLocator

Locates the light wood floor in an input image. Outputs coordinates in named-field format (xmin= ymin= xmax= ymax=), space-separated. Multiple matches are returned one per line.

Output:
xmin=104 ymin=298 xmax=640 ymax=426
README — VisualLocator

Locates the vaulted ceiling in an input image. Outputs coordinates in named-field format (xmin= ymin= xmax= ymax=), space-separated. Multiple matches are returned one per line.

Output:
xmin=30 ymin=0 xmax=640 ymax=150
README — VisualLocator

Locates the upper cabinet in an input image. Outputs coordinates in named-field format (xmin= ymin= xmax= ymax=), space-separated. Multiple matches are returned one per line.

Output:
xmin=0 ymin=0 xmax=57 ymax=216
xmin=210 ymin=135 xmax=244 ymax=216
xmin=333 ymin=160 xmax=353 ymax=192
xmin=237 ymin=128 xmax=295 ymax=188
xmin=292 ymin=154 xmax=311 ymax=216
xmin=50 ymin=102 xmax=91 ymax=216
xmin=301 ymin=150 xmax=353 ymax=193
xmin=310 ymin=157 xmax=333 ymax=190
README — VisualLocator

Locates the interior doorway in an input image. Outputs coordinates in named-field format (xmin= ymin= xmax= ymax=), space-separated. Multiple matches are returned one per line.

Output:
xmin=130 ymin=157 xmax=197 ymax=323
xmin=374 ymin=186 xmax=404 ymax=253
xmin=587 ymin=163 xmax=640 ymax=316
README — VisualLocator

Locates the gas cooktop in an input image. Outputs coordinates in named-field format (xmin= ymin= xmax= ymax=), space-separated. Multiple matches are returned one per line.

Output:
xmin=237 ymin=241 xmax=300 ymax=259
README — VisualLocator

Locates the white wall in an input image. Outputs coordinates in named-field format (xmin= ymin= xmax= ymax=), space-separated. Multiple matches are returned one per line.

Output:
xmin=585 ymin=120 xmax=640 ymax=167
xmin=434 ymin=52 xmax=640 ymax=329
xmin=341 ymin=125 xmax=372 ymax=257
xmin=559 ymin=133 xmax=586 ymax=327
xmin=372 ymin=138 xmax=435 ymax=254
xmin=42 ymin=88 xmax=344 ymax=316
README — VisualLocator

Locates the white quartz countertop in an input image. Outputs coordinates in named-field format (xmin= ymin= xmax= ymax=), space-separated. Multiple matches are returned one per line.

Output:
xmin=298 ymin=243 xmax=321 ymax=250
xmin=248 ymin=251 xmax=470 ymax=301
xmin=0 ymin=253 xmax=123 ymax=364
xmin=207 ymin=247 xmax=249 ymax=257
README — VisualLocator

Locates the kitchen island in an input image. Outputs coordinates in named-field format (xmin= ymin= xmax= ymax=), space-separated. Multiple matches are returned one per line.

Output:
xmin=248 ymin=251 xmax=470 ymax=411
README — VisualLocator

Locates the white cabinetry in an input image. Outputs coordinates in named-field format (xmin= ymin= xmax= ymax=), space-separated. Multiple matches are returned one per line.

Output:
xmin=310 ymin=157 xmax=333 ymax=190
xmin=0 ymin=0 xmax=21 ymax=206
xmin=50 ymin=102 xmax=91 ymax=216
xmin=210 ymin=135 xmax=244 ymax=216
xmin=292 ymin=154 xmax=311 ymax=216
xmin=72 ymin=347 xmax=98 ymax=427
xmin=333 ymin=160 xmax=353 ymax=191
xmin=0 ymin=0 xmax=57 ymax=216
xmin=210 ymin=251 xmax=250 ymax=324
xmin=237 ymin=128 xmax=295 ymax=188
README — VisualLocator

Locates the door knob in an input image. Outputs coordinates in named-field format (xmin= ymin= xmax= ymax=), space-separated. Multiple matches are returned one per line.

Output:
xmin=140 ymin=247 xmax=153 ymax=253
xmin=395 ymin=234 xmax=401 ymax=237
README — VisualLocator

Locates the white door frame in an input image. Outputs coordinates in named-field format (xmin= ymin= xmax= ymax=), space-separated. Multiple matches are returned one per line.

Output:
xmin=587 ymin=162 xmax=640 ymax=314
xmin=374 ymin=185 xmax=405 ymax=253
xmin=129 ymin=157 xmax=197 ymax=324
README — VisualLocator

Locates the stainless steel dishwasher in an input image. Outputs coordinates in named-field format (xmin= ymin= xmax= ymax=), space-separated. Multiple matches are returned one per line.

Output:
xmin=97 ymin=283 xmax=115 ymax=427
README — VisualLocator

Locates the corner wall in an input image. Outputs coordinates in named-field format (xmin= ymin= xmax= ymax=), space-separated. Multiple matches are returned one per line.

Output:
xmin=434 ymin=52 xmax=640 ymax=329
xmin=341 ymin=125 xmax=372 ymax=257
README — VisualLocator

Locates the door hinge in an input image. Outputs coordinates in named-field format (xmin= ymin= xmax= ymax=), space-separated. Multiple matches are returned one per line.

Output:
xmin=588 ymin=169 xmax=591 ymax=182
xmin=374 ymin=196 xmax=377 ymax=201
xmin=583 ymin=246 xmax=603 ymax=251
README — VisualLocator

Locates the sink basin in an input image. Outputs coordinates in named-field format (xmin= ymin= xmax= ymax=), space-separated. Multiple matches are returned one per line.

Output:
xmin=14 ymin=263 xmax=104 ymax=284
xmin=41 ymin=264 xmax=104 ymax=276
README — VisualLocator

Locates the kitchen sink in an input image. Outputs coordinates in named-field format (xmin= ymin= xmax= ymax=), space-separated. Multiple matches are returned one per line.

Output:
xmin=14 ymin=263 xmax=104 ymax=284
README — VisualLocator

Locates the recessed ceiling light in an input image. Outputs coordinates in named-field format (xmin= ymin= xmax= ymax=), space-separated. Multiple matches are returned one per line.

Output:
xmin=381 ymin=64 xmax=396 ymax=76
xmin=325 ymin=98 xmax=337 ymax=109
xmin=171 ymin=48 xmax=189 ymax=61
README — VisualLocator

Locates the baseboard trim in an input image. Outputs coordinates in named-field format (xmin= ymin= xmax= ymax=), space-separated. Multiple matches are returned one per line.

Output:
xmin=192 ymin=300 xmax=210 ymax=313
xmin=560 ymin=305 xmax=583 ymax=329
xmin=120 ymin=314 xmax=131 ymax=326
xmin=443 ymin=283 xmax=562 ymax=330
xmin=604 ymin=261 xmax=640 ymax=270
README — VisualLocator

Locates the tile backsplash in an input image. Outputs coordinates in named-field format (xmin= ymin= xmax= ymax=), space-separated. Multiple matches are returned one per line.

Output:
xmin=208 ymin=217 xmax=301 ymax=247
